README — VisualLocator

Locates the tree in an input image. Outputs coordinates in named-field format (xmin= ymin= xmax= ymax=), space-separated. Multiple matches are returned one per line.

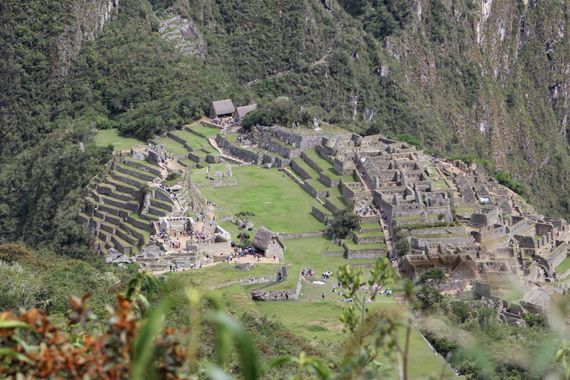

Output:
xmin=235 ymin=211 xmax=255 ymax=246
xmin=393 ymin=228 xmax=410 ymax=257
xmin=324 ymin=209 xmax=360 ymax=240
xmin=417 ymin=268 xmax=444 ymax=285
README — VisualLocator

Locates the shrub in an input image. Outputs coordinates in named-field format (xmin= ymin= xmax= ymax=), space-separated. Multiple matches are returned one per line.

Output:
xmin=324 ymin=209 xmax=360 ymax=240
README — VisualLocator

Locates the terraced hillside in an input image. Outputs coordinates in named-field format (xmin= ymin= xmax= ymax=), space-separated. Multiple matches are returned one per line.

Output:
xmin=152 ymin=122 xmax=221 ymax=167
xmin=77 ymin=155 xmax=175 ymax=255
xmin=285 ymin=144 xmax=388 ymax=258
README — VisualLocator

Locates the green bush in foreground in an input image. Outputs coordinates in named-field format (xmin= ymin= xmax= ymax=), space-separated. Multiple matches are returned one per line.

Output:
xmin=1 ymin=260 xmax=568 ymax=379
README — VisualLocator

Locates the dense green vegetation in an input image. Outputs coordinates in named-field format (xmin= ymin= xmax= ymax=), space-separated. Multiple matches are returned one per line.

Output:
xmin=1 ymin=0 xmax=568 ymax=253
xmin=0 ymin=243 xmax=133 ymax=315
xmin=417 ymin=280 xmax=566 ymax=379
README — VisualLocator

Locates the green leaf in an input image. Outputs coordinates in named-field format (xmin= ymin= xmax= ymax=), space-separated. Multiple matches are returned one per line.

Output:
xmin=131 ymin=298 xmax=174 ymax=380
xmin=209 ymin=311 xmax=260 ymax=380
xmin=0 ymin=320 xmax=30 ymax=330
xmin=0 ymin=348 xmax=33 ymax=364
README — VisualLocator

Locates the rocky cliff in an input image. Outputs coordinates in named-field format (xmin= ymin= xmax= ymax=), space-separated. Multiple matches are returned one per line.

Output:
xmin=172 ymin=0 xmax=568 ymax=216
xmin=55 ymin=0 xmax=119 ymax=78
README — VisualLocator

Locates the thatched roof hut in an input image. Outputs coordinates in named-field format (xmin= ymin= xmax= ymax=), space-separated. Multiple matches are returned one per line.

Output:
xmin=209 ymin=99 xmax=235 ymax=118
xmin=234 ymin=104 xmax=257 ymax=122
xmin=252 ymin=227 xmax=275 ymax=252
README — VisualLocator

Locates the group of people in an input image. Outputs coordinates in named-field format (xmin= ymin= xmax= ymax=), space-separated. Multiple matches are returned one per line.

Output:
xmin=301 ymin=268 xmax=316 ymax=278
xmin=193 ymin=230 xmax=212 ymax=244
xmin=225 ymin=245 xmax=262 ymax=263
xmin=158 ymin=231 xmax=184 ymax=250
xmin=302 ymin=269 xmax=333 ymax=280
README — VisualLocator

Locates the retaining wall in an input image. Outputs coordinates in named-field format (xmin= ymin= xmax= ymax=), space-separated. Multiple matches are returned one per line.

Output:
xmin=301 ymin=181 xmax=328 ymax=199
xmin=318 ymin=173 xmax=339 ymax=188
xmin=116 ymin=165 xmax=155 ymax=182
xmin=345 ymin=248 xmax=387 ymax=259
xmin=291 ymin=160 xmax=313 ymax=180
xmin=250 ymin=272 xmax=303 ymax=301
xmin=124 ymin=159 xmax=162 ymax=176
xmin=311 ymin=207 xmax=331 ymax=224
xmin=215 ymin=135 xmax=262 ymax=164
xmin=354 ymin=234 xmax=385 ymax=244
xmin=278 ymin=231 xmax=324 ymax=239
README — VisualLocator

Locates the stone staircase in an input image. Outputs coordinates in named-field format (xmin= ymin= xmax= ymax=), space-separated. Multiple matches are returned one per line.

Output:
xmin=78 ymin=157 xmax=175 ymax=256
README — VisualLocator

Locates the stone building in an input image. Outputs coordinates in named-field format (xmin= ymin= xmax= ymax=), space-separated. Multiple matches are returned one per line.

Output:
xmin=209 ymin=99 xmax=235 ymax=118
xmin=252 ymin=227 xmax=284 ymax=259
xmin=233 ymin=104 xmax=257 ymax=123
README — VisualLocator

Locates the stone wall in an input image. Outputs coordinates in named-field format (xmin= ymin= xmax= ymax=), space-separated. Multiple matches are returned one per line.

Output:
xmin=240 ymin=274 xmax=277 ymax=286
xmin=318 ymin=173 xmax=339 ymax=187
xmin=311 ymin=206 xmax=331 ymax=224
xmin=301 ymin=181 xmax=328 ymax=199
xmin=345 ymin=247 xmax=386 ymax=259
xmin=324 ymin=198 xmax=341 ymax=214
xmin=116 ymin=165 xmax=155 ymax=182
xmin=250 ymin=270 xmax=303 ymax=301
xmin=282 ymin=167 xmax=304 ymax=185
xmin=278 ymin=231 xmax=323 ymax=239
xmin=322 ymin=250 xmax=344 ymax=257
xmin=264 ymin=126 xmax=338 ymax=150
xmin=215 ymin=135 xmax=262 ymax=164
xmin=124 ymin=159 xmax=162 ymax=177
xmin=359 ymin=215 xmax=379 ymax=224
xmin=154 ymin=188 xmax=172 ymax=203
xmin=260 ymin=138 xmax=300 ymax=159
xmin=291 ymin=159 xmax=312 ymax=180
xmin=333 ymin=158 xmax=355 ymax=176
xmin=547 ymin=242 xmax=568 ymax=269
xmin=510 ymin=218 xmax=531 ymax=235
xmin=127 ymin=215 xmax=153 ymax=232
xmin=166 ymin=132 xmax=193 ymax=153
xmin=151 ymin=199 xmax=173 ymax=212
xmin=111 ymin=171 xmax=145 ymax=189
xmin=411 ymin=236 xmax=475 ymax=249
xmin=354 ymin=234 xmax=384 ymax=244
xmin=300 ymin=151 xmax=326 ymax=173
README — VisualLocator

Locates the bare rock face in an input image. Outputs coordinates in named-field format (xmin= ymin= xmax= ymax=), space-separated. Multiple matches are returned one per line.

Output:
xmin=55 ymin=0 xmax=119 ymax=79
xmin=159 ymin=15 xmax=207 ymax=57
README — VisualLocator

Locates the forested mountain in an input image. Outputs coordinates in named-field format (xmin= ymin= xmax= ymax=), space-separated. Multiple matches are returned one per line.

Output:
xmin=0 ymin=0 xmax=568 ymax=252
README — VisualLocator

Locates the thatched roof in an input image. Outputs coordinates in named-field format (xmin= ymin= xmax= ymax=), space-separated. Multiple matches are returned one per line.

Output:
xmin=210 ymin=99 xmax=235 ymax=116
xmin=234 ymin=104 xmax=257 ymax=119
xmin=252 ymin=227 xmax=276 ymax=251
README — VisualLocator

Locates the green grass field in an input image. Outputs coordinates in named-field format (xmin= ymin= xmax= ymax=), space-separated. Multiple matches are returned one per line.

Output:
xmin=186 ymin=122 xmax=220 ymax=138
xmin=153 ymin=136 xmax=190 ymax=156
xmin=255 ymin=283 xmax=455 ymax=379
xmin=556 ymin=256 xmax=570 ymax=274
xmin=192 ymin=166 xmax=325 ymax=233
xmin=93 ymin=129 xmax=143 ymax=151
xmin=171 ymin=129 xmax=216 ymax=154
xmin=160 ymin=237 xmax=454 ymax=378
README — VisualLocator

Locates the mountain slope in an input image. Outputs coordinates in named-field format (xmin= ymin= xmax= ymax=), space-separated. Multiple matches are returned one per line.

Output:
xmin=173 ymin=0 xmax=569 ymax=216
xmin=0 ymin=0 xmax=568 ymax=251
